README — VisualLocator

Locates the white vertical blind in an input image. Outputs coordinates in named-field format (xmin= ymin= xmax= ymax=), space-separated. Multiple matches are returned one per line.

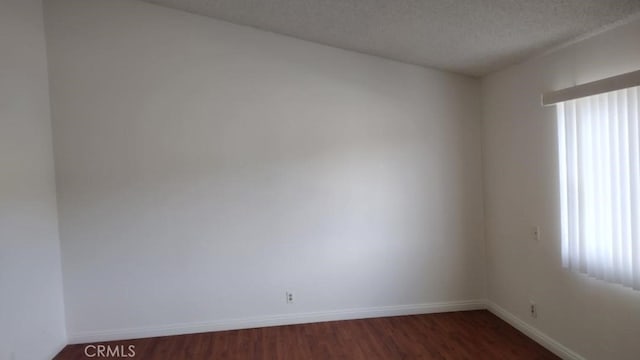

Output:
xmin=557 ymin=85 xmax=640 ymax=290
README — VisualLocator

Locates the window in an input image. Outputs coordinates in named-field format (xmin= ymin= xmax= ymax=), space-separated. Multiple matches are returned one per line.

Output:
xmin=555 ymin=84 xmax=639 ymax=290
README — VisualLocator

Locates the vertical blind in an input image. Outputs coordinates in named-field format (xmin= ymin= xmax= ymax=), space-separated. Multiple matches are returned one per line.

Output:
xmin=557 ymin=85 xmax=640 ymax=290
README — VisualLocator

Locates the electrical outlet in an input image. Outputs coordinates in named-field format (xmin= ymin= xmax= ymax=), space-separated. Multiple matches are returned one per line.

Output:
xmin=286 ymin=291 xmax=294 ymax=304
xmin=530 ymin=301 xmax=537 ymax=318
xmin=531 ymin=226 xmax=540 ymax=241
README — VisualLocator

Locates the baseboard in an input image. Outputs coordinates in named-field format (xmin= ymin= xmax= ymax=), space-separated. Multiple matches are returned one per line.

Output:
xmin=49 ymin=340 xmax=68 ymax=359
xmin=485 ymin=301 xmax=584 ymax=360
xmin=67 ymin=299 xmax=585 ymax=360
xmin=68 ymin=299 xmax=485 ymax=344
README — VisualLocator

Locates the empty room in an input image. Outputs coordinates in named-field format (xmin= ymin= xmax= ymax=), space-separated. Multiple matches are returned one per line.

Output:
xmin=2 ymin=0 xmax=640 ymax=359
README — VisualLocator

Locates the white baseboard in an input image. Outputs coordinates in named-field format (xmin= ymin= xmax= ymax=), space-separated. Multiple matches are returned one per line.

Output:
xmin=485 ymin=301 xmax=584 ymax=360
xmin=49 ymin=340 xmax=68 ymax=359
xmin=68 ymin=299 xmax=484 ymax=344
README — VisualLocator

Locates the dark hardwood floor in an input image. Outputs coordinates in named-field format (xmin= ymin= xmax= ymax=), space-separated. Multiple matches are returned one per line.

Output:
xmin=54 ymin=310 xmax=559 ymax=359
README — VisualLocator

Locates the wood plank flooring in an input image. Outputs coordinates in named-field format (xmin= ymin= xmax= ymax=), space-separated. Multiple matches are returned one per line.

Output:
xmin=54 ymin=310 xmax=559 ymax=359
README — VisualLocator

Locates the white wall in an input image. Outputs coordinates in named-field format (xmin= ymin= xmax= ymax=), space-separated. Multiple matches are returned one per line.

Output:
xmin=0 ymin=0 xmax=67 ymax=359
xmin=482 ymin=18 xmax=640 ymax=360
xmin=45 ymin=0 xmax=485 ymax=341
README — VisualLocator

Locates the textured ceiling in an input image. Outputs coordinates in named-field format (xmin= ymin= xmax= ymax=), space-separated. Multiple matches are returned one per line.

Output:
xmin=141 ymin=0 xmax=640 ymax=76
